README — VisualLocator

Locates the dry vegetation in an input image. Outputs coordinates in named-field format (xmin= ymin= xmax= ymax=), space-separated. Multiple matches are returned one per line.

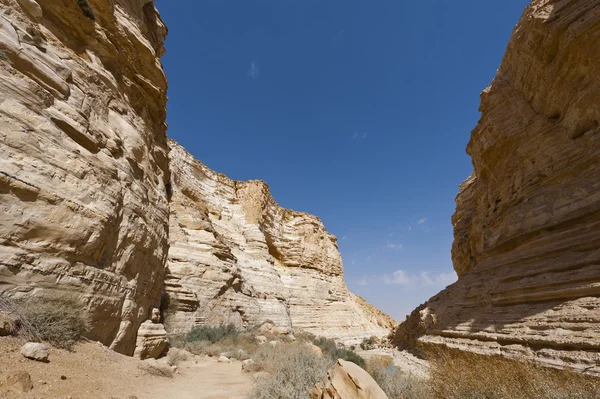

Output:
xmin=0 ymin=295 xmax=88 ymax=349
xmin=426 ymin=348 xmax=600 ymax=399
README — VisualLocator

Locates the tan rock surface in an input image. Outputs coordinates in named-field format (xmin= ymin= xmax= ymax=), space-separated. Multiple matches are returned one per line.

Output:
xmin=0 ymin=0 xmax=170 ymax=355
xmin=311 ymin=359 xmax=388 ymax=399
xmin=133 ymin=319 xmax=168 ymax=360
xmin=164 ymin=141 xmax=395 ymax=343
xmin=393 ymin=0 xmax=600 ymax=375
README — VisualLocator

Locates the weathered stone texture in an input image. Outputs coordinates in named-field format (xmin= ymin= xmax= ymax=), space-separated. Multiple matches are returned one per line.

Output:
xmin=393 ymin=0 xmax=600 ymax=375
xmin=0 ymin=0 xmax=169 ymax=355
xmin=164 ymin=141 xmax=395 ymax=343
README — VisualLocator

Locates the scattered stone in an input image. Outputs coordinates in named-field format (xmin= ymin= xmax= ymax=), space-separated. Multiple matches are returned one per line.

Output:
xmin=241 ymin=359 xmax=255 ymax=372
xmin=268 ymin=340 xmax=278 ymax=347
xmin=60 ymin=375 xmax=67 ymax=380
xmin=255 ymin=335 xmax=267 ymax=345
xmin=5 ymin=370 xmax=34 ymax=393
xmin=218 ymin=355 xmax=230 ymax=363
xmin=21 ymin=342 xmax=49 ymax=362
xmin=311 ymin=359 xmax=388 ymax=399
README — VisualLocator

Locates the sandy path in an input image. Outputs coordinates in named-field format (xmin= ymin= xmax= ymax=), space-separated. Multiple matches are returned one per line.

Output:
xmin=0 ymin=337 xmax=253 ymax=399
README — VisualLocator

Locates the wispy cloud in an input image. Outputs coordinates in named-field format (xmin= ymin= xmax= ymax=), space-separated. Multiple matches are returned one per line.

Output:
xmin=383 ymin=269 xmax=457 ymax=287
xmin=247 ymin=60 xmax=260 ymax=79
xmin=352 ymin=132 xmax=369 ymax=140
xmin=332 ymin=29 xmax=345 ymax=44
xmin=383 ymin=270 xmax=411 ymax=286
xmin=417 ymin=217 xmax=427 ymax=225
xmin=386 ymin=242 xmax=403 ymax=250
xmin=357 ymin=276 xmax=370 ymax=286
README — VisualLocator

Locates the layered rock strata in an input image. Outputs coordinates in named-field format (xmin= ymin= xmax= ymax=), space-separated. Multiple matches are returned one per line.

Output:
xmin=164 ymin=141 xmax=395 ymax=343
xmin=0 ymin=0 xmax=169 ymax=355
xmin=394 ymin=0 xmax=600 ymax=375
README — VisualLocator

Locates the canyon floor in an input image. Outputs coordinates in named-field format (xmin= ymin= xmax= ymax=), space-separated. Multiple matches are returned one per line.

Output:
xmin=0 ymin=337 xmax=253 ymax=399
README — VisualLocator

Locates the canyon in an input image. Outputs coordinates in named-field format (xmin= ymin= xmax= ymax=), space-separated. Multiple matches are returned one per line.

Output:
xmin=0 ymin=0 xmax=393 ymax=356
xmin=393 ymin=0 xmax=600 ymax=376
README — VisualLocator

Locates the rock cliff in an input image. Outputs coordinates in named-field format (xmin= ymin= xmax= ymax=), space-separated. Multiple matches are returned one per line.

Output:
xmin=0 ymin=0 xmax=169 ymax=355
xmin=164 ymin=141 xmax=395 ymax=343
xmin=393 ymin=0 xmax=600 ymax=375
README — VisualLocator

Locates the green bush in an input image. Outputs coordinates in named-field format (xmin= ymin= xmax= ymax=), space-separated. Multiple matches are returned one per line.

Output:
xmin=311 ymin=336 xmax=366 ymax=368
xmin=186 ymin=323 xmax=239 ymax=343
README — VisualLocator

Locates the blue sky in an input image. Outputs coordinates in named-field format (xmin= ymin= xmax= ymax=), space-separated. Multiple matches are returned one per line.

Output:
xmin=157 ymin=0 xmax=530 ymax=320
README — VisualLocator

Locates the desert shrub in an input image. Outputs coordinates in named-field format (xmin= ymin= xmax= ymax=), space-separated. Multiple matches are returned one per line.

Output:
xmin=1 ymin=295 xmax=87 ymax=349
xmin=360 ymin=335 xmax=379 ymax=350
xmin=366 ymin=357 xmax=431 ymax=399
xmin=249 ymin=343 xmax=333 ymax=399
xmin=166 ymin=348 xmax=189 ymax=366
xmin=186 ymin=323 xmax=239 ymax=343
xmin=426 ymin=347 xmax=600 ymax=399
xmin=310 ymin=336 xmax=366 ymax=367
xmin=171 ymin=326 xmax=258 ymax=359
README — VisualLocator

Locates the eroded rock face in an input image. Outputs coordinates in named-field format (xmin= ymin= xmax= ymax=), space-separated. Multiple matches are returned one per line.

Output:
xmin=0 ymin=0 xmax=169 ymax=355
xmin=164 ymin=141 xmax=395 ymax=343
xmin=394 ymin=0 xmax=600 ymax=375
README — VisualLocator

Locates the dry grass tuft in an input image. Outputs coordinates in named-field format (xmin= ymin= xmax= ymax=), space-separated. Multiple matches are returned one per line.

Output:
xmin=426 ymin=347 xmax=600 ymax=399
xmin=366 ymin=356 xmax=431 ymax=399
xmin=166 ymin=348 xmax=189 ymax=366
xmin=0 ymin=295 xmax=87 ymax=349
xmin=249 ymin=342 xmax=333 ymax=399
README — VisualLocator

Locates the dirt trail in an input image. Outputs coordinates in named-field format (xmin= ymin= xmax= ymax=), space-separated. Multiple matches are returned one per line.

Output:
xmin=0 ymin=337 xmax=253 ymax=399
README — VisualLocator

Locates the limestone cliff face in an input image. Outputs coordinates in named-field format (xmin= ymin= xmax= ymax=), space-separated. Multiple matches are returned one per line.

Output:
xmin=394 ymin=0 xmax=600 ymax=375
xmin=165 ymin=141 xmax=395 ymax=343
xmin=0 ymin=0 xmax=169 ymax=355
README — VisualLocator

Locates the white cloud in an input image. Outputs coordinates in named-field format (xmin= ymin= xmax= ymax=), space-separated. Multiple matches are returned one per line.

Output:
xmin=357 ymin=276 xmax=370 ymax=286
xmin=247 ymin=60 xmax=260 ymax=79
xmin=386 ymin=242 xmax=403 ymax=250
xmin=383 ymin=269 xmax=457 ymax=288
xmin=352 ymin=132 xmax=370 ymax=140
xmin=417 ymin=217 xmax=427 ymax=225
xmin=383 ymin=270 xmax=411 ymax=286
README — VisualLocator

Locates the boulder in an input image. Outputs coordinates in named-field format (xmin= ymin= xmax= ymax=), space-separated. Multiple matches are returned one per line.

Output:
xmin=241 ymin=359 xmax=255 ymax=372
xmin=20 ymin=342 xmax=49 ymax=362
xmin=17 ymin=0 xmax=42 ymax=19
xmin=218 ymin=355 xmax=230 ymax=363
xmin=305 ymin=342 xmax=323 ymax=357
xmin=0 ymin=311 xmax=19 ymax=336
xmin=4 ymin=371 xmax=33 ymax=393
xmin=133 ymin=321 xmax=168 ymax=360
xmin=311 ymin=359 xmax=388 ymax=399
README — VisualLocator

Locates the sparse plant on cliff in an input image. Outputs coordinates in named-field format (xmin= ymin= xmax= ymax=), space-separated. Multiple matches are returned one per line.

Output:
xmin=76 ymin=0 xmax=95 ymax=20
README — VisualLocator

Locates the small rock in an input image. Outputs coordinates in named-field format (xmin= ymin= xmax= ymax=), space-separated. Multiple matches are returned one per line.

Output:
xmin=5 ymin=370 xmax=33 ymax=393
xmin=218 ymin=355 xmax=229 ymax=363
xmin=60 ymin=375 xmax=67 ymax=380
xmin=256 ymin=335 xmax=267 ymax=345
xmin=269 ymin=340 xmax=278 ymax=347
xmin=38 ymin=380 xmax=47 ymax=385
xmin=21 ymin=342 xmax=49 ymax=362
xmin=241 ymin=359 xmax=255 ymax=372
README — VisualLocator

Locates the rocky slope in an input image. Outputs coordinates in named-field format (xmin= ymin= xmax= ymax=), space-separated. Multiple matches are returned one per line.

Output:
xmin=393 ymin=0 xmax=600 ymax=375
xmin=0 ymin=0 xmax=169 ymax=355
xmin=164 ymin=141 xmax=395 ymax=343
